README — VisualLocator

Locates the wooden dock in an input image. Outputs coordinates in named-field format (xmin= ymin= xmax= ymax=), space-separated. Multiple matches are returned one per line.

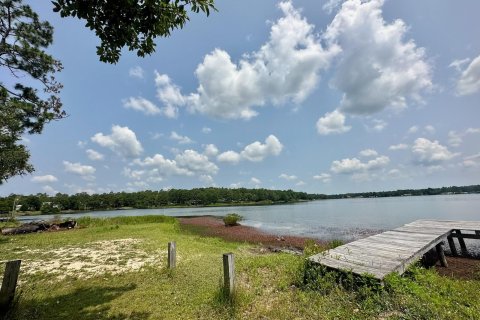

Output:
xmin=308 ymin=219 xmax=480 ymax=280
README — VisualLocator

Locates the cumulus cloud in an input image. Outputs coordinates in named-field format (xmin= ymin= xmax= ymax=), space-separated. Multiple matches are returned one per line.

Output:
xmin=92 ymin=125 xmax=143 ymax=158
xmin=240 ymin=135 xmax=283 ymax=162
xmin=313 ymin=173 xmax=331 ymax=183
xmin=411 ymin=138 xmax=458 ymax=166
xmin=447 ymin=131 xmax=462 ymax=147
xmin=331 ymin=155 xmax=390 ymax=174
xmin=462 ymin=153 xmax=480 ymax=168
xmin=424 ymin=125 xmax=435 ymax=134
xmin=129 ymin=66 xmax=144 ymax=79
xmin=250 ymin=177 xmax=261 ymax=186
xmin=316 ymin=109 xmax=351 ymax=135
xmin=279 ymin=173 xmax=297 ymax=181
xmin=154 ymin=71 xmax=187 ymax=118
xmin=199 ymin=174 xmax=215 ymax=185
xmin=389 ymin=143 xmax=408 ymax=151
xmin=123 ymin=97 xmax=161 ymax=115
xmin=366 ymin=119 xmax=387 ymax=132
xmin=202 ymin=127 xmax=212 ymax=134
xmin=170 ymin=131 xmax=194 ymax=144
xmin=42 ymin=185 xmax=59 ymax=195
xmin=359 ymin=149 xmax=378 ymax=157
xmin=122 ymin=168 xmax=146 ymax=180
xmin=153 ymin=2 xmax=337 ymax=120
xmin=133 ymin=154 xmax=193 ymax=177
xmin=454 ymin=54 xmax=480 ymax=96
xmin=449 ymin=58 xmax=470 ymax=72
xmin=86 ymin=149 xmax=104 ymax=161
xmin=63 ymin=161 xmax=96 ymax=181
xmin=407 ymin=126 xmax=419 ymax=134
xmin=323 ymin=0 xmax=344 ymax=14
xmin=31 ymin=175 xmax=58 ymax=183
xmin=217 ymin=135 xmax=283 ymax=164
xmin=175 ymin=150 xmax=219 ymax=175
xmin=203 ymin=144 xmax=219 ymax=158
xmin=325 ymin=0 xmax=432 ymax=115
xmin=217 ymin=151 xmax=242 ymax=164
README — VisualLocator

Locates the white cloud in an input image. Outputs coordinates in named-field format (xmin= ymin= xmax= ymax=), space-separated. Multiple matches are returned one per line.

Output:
xmin=161 ymin=2 xmax=338 ymax=120
xmin=323 ymin=0 xmax=344 ymax=14
xmin=325 ymin=0 xmax=432 ymax=115
xmin=447 ymin=131 xmax=462 ymax=147
xmin=42 ymin=185 xmax=59 ymax=195
xmin=316 ymin=109 xmax=351 ymax=135
xmin=359 ymin=149 xmax=378 ymax=157
xmin=296 ymin=180 xmax=306 ymax=186
xmin=462 ymin=153 xmax=480 ymax=168
xmin=202 ymin=127 xmax=212 ymax=134
xmin=407 ymin=126 xmax=419 ymax=134
xmin=129 ymin=66 xmax=144 ymax=79
xmin=203 ymin=144 xmax=219 ymax=158
xmin=449 ymin=58 xmax=470 ymax=72
xmin=313 ymin=173 xmax=331 ymax=183
xmin=250 ymin=177 xmax=261 ymax=185
xmin=63 ymin=161 xmax=96 ymax=180
xmin=424 ymin=125 xmax=435 ymax=134
xmin=154 ymin=71 xmax=187 ymax=118
xmin=77 ymin=140 xmax=87 ymax=148
xmin=31 ymin=175 xmax=58 ymax=183
xmin=389 ymin=143 xmax=408 ymax=151
xmin=411 ymin=138 xmax=458 ymax=166
xmin=366 ymin=119 xmax=387 ymax=132
xmin=240 ymin=135 xmax=283 ymax=162
xmin=331 ymin=155 xmax=390 ymax=174
xmin=217 ymin=151 xmax=242 ymax=164
xmin=175 ymin=150 xmax=219 ymax=175
xmin=122 ymin=168 xmax=146 ymax=180
xmin=199 ymin=174 xmax=215 ymax=185
xmin=86 ymin=149 xmax=104 ymax=161
xmin=170 ymin=131 xmax=194 ymax=144
xmin=123 ymin=97 xmax=161 ymax=115
xmin=133 ymin=154 xmax=193 ymax=177
xmin=92 ymin=125 xmax=143 ymax=158
xmin=466 ymin=128 xmax=480 ymax=134
xmin=454 ymin=54 xmax=480 ymax=96
xmin=279 ymin=173 xmax=297 ymax=181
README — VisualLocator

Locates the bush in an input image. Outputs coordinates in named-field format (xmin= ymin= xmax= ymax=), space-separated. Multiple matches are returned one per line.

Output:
xmin=223 ymin=213 xmax=242 ymax=227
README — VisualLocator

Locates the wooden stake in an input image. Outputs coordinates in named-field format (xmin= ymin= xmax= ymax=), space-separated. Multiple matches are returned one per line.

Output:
xmin=455 ymin=230 xmax=468 ymax=255
xmin=223 ymin=253 xmax=235 ymax=297
xmin=447 ymin=236 xmax=457 ymax=256
xmin=435 ymin=242 xmax=448 ymax=267
xmin=168 ymin=242 xmax=176 ymax=269
xmin=0 ymin=260 xmax=21 ymax=311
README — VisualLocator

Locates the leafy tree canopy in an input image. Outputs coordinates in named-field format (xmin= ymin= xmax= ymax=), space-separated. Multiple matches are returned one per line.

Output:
xmin=52 ymin=0 xmax=215 ymax=63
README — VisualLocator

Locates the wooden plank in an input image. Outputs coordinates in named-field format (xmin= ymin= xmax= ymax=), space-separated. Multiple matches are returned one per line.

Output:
xmin=436 ymin=242 xmax=448 ymax=267
xmin=447 ymin=236 xmax=458 ymax=256
xmin=325 ymin=251 xmax=400 ymax=270
xmin=223 ymin=253 xmax=235 ymax=296
xmin=355 ymin=238 xmax=427 ymax=250
xmin=454 ymin=230 xmax=468 ymax=255
xmin=449 ymin=233 xmax=480 ymax=240
xmin=0 ymin=260 xmax=21 ymax=311
xmin=334 ymin=245 xmax=410 ymax=261
xmin=310 ymin=255 xmax=386 ymax=278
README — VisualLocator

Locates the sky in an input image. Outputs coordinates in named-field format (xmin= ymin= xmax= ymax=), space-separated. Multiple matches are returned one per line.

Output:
xmin=2 ymin=0 xmax=480 ymax=196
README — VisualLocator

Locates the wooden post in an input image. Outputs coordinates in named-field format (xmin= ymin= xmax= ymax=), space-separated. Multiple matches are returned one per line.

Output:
xmin=0 ymin=260 xmax=21 ymax=311
xmin=223 ymin=253 xmax=235 ymax=297
xmin=455 ymin=230 xmax=468 ymax=255
xmin=435 ymin=242 xmax=448 ymax=267
xmin=447 ymin=236 xmax=457 ymax=256
xmin=168 ymin=242 xmax=176 ymax=269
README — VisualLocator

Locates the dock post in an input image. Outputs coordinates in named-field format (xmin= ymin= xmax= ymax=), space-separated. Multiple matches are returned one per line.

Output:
xmin=168 ymin=242 xmax=176 ymax=269
xmin=447 ymin=236 xmax=457 ymax=256
xmin=435 ymin=242 xmax=448 ymax=267
xmin=223 ymin=253 xmax=235 ymax=297
xmin=455 ymin=230 xmax=468 ymax=255
xmin=0 ymin=260 xmax=21 ymax=311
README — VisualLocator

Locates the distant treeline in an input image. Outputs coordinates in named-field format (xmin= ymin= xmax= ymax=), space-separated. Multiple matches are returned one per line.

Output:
xmin=1 ymin=185 xmax=479 ymax=215
xmin=323 ymin=185 xmax=480 ymax=199
xmin=0 ymin=188 xmax=318 ymax=214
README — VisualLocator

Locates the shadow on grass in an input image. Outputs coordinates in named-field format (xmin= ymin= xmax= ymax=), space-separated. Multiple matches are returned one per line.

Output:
xmin=5 ymin=284 xmax=149 ymax=320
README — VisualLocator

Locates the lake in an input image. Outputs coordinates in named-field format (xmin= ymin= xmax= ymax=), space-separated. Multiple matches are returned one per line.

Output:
xmin=18 ymin=194 xmax=480 ymax=241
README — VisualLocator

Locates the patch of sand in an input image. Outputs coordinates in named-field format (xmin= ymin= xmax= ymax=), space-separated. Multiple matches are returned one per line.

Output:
xmin=17 ymin=238 xmax=166 ymax=280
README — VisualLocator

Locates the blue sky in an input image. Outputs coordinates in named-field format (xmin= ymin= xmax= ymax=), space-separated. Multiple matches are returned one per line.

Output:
xmin=2 ymin=0 xmax=480 ymax=196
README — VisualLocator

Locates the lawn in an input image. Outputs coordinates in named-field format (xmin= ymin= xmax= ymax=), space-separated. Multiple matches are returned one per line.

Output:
xmin=1 ymin=216 xmax=479 ymax=319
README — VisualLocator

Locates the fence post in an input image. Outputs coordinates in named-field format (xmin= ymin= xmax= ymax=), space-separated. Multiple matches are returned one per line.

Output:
xmin=455 ymin=230 xmax=468 ymax=255
xmin=435 ymin=242 xmax=448 ymax=267
xmin=168 ymin=242 xmax=176 ymax=269
xmin=0 ymin=260 xmax=21 ymax=311
xmin=223 ymin=253 xmax=235 ymax=297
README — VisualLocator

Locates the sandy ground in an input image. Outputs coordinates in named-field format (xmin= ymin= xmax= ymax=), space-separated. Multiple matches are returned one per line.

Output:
xmin=12 ymin=238 xmax=165 ymax=280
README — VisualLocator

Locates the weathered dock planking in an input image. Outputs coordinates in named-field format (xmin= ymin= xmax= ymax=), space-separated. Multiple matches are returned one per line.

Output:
xmin=308 ymin=219 xmax=480 ymax=280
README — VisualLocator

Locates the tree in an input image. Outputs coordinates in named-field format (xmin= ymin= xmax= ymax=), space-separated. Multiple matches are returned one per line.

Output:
xmin=1 ymin=0 xmax=215 ymax=184
xmin=52 ymin=0 xmax=215 ymax=64
xmin=1 ymin=0 xmax=64 ymax=184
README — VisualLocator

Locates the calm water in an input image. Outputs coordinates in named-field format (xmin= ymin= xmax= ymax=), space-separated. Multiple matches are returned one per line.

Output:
xmin=18 ymin=194 xmax=480 ymax=241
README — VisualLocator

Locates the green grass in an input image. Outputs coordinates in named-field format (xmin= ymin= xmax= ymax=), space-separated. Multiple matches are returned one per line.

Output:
xmin=0 ymin=216 xmax=479 ymax=319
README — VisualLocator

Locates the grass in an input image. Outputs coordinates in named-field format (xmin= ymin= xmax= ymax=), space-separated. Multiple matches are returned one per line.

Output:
xmin=0 ymin=216 xmax=479 ymax=319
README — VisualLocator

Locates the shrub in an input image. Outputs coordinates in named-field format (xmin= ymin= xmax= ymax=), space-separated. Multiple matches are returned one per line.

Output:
xmin=223 ymin=213 xmax=242 ymax=227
